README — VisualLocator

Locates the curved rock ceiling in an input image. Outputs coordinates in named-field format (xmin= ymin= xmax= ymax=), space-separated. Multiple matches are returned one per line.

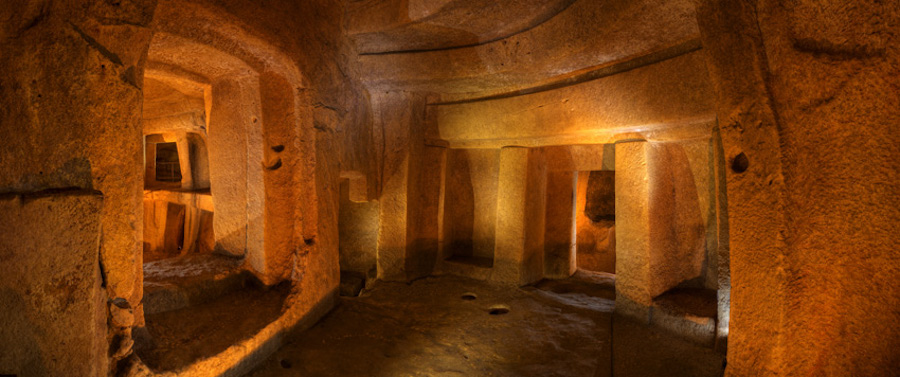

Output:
xmin=147 ymin=32 xmax=255 ymax=81
xmin=346 ymin=0 xmax=575 ymax=54
xmin=356 ymin=0 xmax=701 ymax=97
xmin=143 ymin=77 xmax=205 ymax=121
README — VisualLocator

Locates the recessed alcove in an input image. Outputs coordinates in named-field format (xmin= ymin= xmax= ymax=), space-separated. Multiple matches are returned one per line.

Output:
xmin=141 ymin=77 xmax=216 ymax=267
xmin=128 ymin=10 xmax=318 ymax=371
xmin=338 ymin=173 xmax=378 ymax=296
xmin=575 ymin=170 xmax=616 ymax=274
xmin=154 ymin=142 xmax=182 ymax=182
xmin=441 ymin=148 xmax=499 ymax=268
xmin=139 ymin=69 xmax=261 ymax=371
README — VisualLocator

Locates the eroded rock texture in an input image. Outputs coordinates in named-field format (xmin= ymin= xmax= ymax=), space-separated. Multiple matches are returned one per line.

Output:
xmin=0 ymin=193 xmax=107 ymax=376
xmin=1 ymin=0 xmax=897 ymax=375
xmin=697 ymin=1 xmax=900 ymax=375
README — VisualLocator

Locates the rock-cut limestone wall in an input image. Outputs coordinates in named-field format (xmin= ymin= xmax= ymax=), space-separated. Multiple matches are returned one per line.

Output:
xmin=696 ymin=0 xmax=900 ymax=374
xmin=0 ymin=1 xmax=157 ymax=371
xmin=1 ymin=0 xmax=375 ymax=374
xmin=0 ymin=192 xmax=107 ymax=376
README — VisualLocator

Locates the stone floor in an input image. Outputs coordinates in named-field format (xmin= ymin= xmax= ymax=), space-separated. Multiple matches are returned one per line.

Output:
xmin=130 ymin=260 xmax=724 ymax=376
xmin=142 ymin=253 xmax=246 ymax=315
xmin=247 ymin=271 xmax=724 ymax=377
xmin=135 ymin=253 xmax=290 ymax=372
xmin=134 ymin=281 xmax=290 ymax=371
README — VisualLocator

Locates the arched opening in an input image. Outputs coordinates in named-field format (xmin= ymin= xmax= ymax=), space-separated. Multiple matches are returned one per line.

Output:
xmin=141 ymin=77 xmax=214 ymax=264
xmin=126 ymin=1 xmax=321 ymax=373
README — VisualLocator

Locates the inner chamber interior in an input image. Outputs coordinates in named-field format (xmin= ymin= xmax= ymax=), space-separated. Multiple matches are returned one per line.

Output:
xmin=132 ymin=28 xmax=300 ymax=370
xmin=31 ymin=0 xmax=900 ymax=375
xmin=142 ymin=77 xmax=215 ymax=263
xmin=4 ymin=0 xmax=895 ymax=376
xmin=134 ymin=12 xmax=731 ymax=372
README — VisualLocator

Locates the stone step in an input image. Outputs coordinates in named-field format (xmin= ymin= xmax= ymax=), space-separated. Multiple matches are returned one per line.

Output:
xmin=339 ymin=271 xmax=366 ymax=297
xmin=142 ymin=253 xmax=247 ymax=315
xmin=650 ymin=287 xmax=718 ymax=347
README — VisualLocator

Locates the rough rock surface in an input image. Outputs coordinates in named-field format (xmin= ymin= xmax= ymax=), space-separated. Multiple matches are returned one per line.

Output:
xmin=337 ymin=180 xmax=379 ymax=276
xmin=0 ymin=193 xmax=107 ymax=376
xmin=359 ymin=0 xmax=701 ymax=95
xmin=696 ymin=0 xmax=900 ymax=375
xmin=3 ymin=0 xmax=898 ymax=375
xmin=249 ymin=275 xmax=613 ymax=377
xmin=1 ymin=1 xmax=156 ymax=368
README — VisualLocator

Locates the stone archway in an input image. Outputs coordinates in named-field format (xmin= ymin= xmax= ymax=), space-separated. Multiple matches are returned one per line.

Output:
xmin=125 ymin=1 xmax=324 ymax=374
xmin=144 ymin=0 xmax=317 ymax=286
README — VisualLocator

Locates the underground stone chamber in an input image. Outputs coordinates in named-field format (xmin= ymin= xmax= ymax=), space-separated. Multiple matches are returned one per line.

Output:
xmin=2 ymin=0 xmax=898 ymax=376
xmin=135 ymin=42 xmax=293 ymax=373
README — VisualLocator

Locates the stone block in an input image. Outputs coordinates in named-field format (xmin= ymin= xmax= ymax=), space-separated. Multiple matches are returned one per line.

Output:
xmin=493 ymin=147 xmax=547 ymax=285
xmin=615 ymin=140 xmax=653 ymax=312
xmin=0 ymin=192 xmax=107 ymax=377
xmin=338 ymin=179 xmax=379 ymax=275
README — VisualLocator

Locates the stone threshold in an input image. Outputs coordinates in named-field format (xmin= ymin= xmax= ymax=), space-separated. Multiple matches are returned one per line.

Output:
xmin=128 ymin=288 xmax=338 ymax=377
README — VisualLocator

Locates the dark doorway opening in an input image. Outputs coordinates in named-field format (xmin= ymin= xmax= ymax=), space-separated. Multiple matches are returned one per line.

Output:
xmin=575 ymin=170 xmax=616 ymax=274
xmin=155 ymin=142 xmax=182 ymax=183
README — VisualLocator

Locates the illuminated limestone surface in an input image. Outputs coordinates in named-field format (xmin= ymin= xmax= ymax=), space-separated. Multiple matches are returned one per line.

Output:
xmin=0 ymin=0 xmax=897 ymax=376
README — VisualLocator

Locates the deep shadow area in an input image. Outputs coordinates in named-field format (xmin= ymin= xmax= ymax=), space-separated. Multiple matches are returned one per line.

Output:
xmin=654 ymin=287 xmax=717 ymax=318
xmin=533 ymin=269 xmax=616 ymax=301
xmin=134 ymin=281 xmax=290 ymax=372
xmin=612 ymin=315 xmax=725 ymax=377
xmin=445 ymin=254 xmax=494 ymax=268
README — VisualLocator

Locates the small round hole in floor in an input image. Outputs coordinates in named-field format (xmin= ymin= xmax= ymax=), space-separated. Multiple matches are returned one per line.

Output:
xmin=461 ymin=292 xmax=478 ymax=300
xmin=488 ymin=305 xmax=510 ymax=315
xmin=280 ymin=359 xmax=292 ymax=369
